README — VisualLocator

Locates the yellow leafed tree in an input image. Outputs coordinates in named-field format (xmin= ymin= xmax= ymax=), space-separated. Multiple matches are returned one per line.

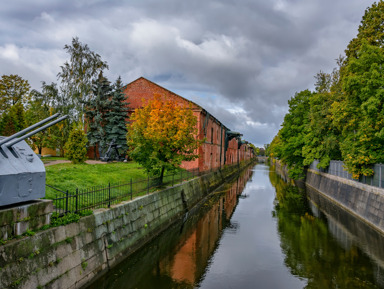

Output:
xmin=127 ymin=94 xmax=202 ymax=184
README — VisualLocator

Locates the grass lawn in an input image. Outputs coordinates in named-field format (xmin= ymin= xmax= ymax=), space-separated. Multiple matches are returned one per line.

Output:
xmin=45 ymin=161 xmax=148 ymax=199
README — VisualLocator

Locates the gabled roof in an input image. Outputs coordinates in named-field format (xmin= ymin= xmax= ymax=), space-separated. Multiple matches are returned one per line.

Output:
xmin=123 ymin=77 xmax=230 ymax=131
xmin=123 ymin=77 xmax=203 ymax=110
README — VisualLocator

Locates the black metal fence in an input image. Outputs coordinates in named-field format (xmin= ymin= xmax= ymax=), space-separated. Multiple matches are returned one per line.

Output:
xmin=309 ymin=160 xmax=384 ymax=188
xmin=49 ymin=168 xmax=199 ymax=215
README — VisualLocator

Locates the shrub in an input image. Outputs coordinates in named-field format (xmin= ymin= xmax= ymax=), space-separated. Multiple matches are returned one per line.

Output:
xmin=65 ymin=124 xmax=88 ymax=164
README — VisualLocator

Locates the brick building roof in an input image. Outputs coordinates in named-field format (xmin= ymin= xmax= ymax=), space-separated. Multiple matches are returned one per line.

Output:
xmin=123 ymin=77 xmax=230 ymax=131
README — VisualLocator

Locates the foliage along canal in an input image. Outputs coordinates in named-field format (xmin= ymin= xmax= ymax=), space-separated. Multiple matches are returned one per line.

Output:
xmin=85 ymin=164 xmax=384 ymax=288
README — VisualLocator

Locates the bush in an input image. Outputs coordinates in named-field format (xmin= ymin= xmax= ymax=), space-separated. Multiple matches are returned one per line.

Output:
xmin=65 ymin=125 xmax=88 ymax=164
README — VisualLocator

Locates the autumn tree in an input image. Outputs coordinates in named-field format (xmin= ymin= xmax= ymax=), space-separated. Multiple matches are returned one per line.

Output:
xmin=127 ymin=95 xmax=202 ymax=184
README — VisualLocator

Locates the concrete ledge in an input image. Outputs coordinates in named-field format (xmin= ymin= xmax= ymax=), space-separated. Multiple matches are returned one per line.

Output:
xmin=306 ymin=169 xmax=384 ymax=235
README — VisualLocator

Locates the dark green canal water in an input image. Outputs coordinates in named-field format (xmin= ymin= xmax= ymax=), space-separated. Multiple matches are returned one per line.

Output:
xmin=85 ymin=164 xmax=384 ymax=289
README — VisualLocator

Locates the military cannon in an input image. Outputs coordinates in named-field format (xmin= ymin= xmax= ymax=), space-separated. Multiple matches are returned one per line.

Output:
xmin=100 ymin=139 xmax=125 ymax=162
xmin=0 ymin=113 xmax=68 ymax=206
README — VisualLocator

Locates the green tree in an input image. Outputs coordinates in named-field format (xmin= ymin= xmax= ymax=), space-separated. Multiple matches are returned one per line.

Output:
xmin=277 ymin=90 xmax=313 ymax=179
xmin=25 ymin=87 xmax=56 ymax=154
xmin=105 ymin=76 xmax=129 ymax=153
xmin=65 ymin=124 xmax=88 ymax=164
xmin=0 ymin=102 xmax=25 ymax=136
xmin=335 ymin=42 xmax=384 ymax=178
xmin=10 ymin=102 xmax=25 ymax=132
xmin=0 ymin=74 xmax=31 ymax=114
xmin=0 ymin=112 xmax=16 ymax=136
xmin=84 ymin=72 xmax=112 ymax=159
xmin=57 ymin=37 xmax=108 ymax=120
xmin=345 ymin=1 xmax=384 ymax=60
xmin=30 ymin=82 xmax=71 ymax=156
xmin=127 ymin=94 xmax=202 ymax=184
xmin=302 ymin=69 xmax=343 ymax=169
xmin=248 ymin=143 xmax=259 ymax=156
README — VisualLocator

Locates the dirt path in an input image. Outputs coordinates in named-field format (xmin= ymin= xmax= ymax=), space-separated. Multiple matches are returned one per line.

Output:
xmin=44 ymin=160 xmax=106 ymax=166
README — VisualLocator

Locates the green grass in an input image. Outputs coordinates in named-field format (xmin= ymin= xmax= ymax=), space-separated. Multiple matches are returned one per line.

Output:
xmin=45 ymin=162 xmax=147 ymax=198
xmin=45 ymin=161 xmax=198 ymax=213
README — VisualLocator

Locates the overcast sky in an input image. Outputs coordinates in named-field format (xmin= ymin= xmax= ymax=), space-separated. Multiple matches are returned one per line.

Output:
xmin=0 ymin=0 xmax=375 ymax=147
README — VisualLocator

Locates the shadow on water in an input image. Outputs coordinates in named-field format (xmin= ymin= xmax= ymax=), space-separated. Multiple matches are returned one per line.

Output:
xmin=85 ymin=168 xmax=254 ymax=289
xmin=270 ymin=166 xmax=384 ymax=289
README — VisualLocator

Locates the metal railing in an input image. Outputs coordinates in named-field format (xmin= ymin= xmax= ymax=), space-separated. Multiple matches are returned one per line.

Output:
xmin=49 ymin=168 xmax=199 ymax=215
xmin=309 ymin=160 xmax=384 ymax=188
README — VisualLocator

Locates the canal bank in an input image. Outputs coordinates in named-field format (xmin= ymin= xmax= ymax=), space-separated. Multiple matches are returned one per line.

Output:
xmin=0 ymin=160 xmax=255 ymax=289
xmin=86 ymin=164 xmax=384 ymax=289
xmin=306 ymin=169 xmax=384 ymax=234
xmin=273 ymin=160 xmax=384 ymax=235
xmin=85 ymin=165 xmax=254 ymax=289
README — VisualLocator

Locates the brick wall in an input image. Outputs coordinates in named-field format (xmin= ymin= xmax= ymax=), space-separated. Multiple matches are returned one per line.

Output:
xmin=123 ymin=77 xmax=254 ymax=172
xmin=123 ymin=78 xmax=233 ymax=172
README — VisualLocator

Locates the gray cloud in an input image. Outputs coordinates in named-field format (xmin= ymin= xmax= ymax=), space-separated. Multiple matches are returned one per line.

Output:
xmin=0 ymin=0 xmax=375 ymax=146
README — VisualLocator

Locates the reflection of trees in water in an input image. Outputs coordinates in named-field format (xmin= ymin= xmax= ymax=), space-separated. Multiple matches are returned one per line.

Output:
xmin=270 ymin=169 xmax=381 ymax=289
xmin=86 ymin=167 xmax=254 ymax=289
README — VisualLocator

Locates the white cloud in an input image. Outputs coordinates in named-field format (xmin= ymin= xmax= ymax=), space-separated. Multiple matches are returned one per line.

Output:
xmin=0 ymin=44 xmax=19 ymax=61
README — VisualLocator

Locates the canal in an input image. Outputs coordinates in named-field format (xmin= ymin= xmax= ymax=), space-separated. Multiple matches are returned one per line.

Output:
xmin=85 ymin=164 xmax=384 ymax=289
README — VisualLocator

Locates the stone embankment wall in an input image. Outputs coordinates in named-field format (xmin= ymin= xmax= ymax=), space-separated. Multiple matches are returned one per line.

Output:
xmin=0 ymin=160 xmax=254 ymax=289
xmin=306 ymin=169 xmax=384 ymax=234
xmin=272 ymin=159 xmax=384 ymax=235
xmin=0 ymin=200 xmax=52 ymax=240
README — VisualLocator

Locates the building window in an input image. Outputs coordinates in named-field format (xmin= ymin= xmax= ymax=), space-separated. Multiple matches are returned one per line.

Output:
xmin=211 ymin=127 xmax=214 ymax=143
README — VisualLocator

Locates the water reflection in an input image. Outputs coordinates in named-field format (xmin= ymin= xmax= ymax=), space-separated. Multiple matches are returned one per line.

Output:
xmin=85 ymin=168 xmax=254 ymax=289
xmin=270 ymin=166 xmax=384 ymax=288
xmin=86 ymin=165 xmax=384 ymax=289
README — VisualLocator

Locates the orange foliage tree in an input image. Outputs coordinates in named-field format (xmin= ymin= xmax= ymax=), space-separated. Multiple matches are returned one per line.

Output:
xmin=127 ymin=94 xmax=202 ymax=183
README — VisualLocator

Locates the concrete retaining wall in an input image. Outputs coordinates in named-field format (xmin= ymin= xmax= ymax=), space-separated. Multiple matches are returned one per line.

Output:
xmin=0 ymin=161 xmax=254 ymax=289
xmin=306 ymin=169 xmax=384 ymax=234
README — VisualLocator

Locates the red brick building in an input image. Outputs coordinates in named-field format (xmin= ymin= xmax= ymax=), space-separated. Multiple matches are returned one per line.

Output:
xmin=122 ymin=77 xmax=254 ymax=172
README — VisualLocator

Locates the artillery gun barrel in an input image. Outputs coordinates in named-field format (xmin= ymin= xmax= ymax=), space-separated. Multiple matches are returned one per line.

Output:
xmin=0 ymin=113 xmax=61 ymax=147
xmin=3 ymin=115 xmax=68 ymax=148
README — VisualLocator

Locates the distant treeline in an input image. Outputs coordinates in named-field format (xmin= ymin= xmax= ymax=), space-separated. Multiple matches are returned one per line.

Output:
xmin=267 ymin=1 xmax=384 ymax=179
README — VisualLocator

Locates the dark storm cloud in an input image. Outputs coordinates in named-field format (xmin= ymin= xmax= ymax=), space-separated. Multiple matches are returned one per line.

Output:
xmin=0 ymin=0 xmax=375 ymax=146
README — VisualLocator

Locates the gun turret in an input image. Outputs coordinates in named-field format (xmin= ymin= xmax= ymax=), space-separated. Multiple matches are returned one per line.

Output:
xmin=0 ymin=114 xmax=68 ymax=206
